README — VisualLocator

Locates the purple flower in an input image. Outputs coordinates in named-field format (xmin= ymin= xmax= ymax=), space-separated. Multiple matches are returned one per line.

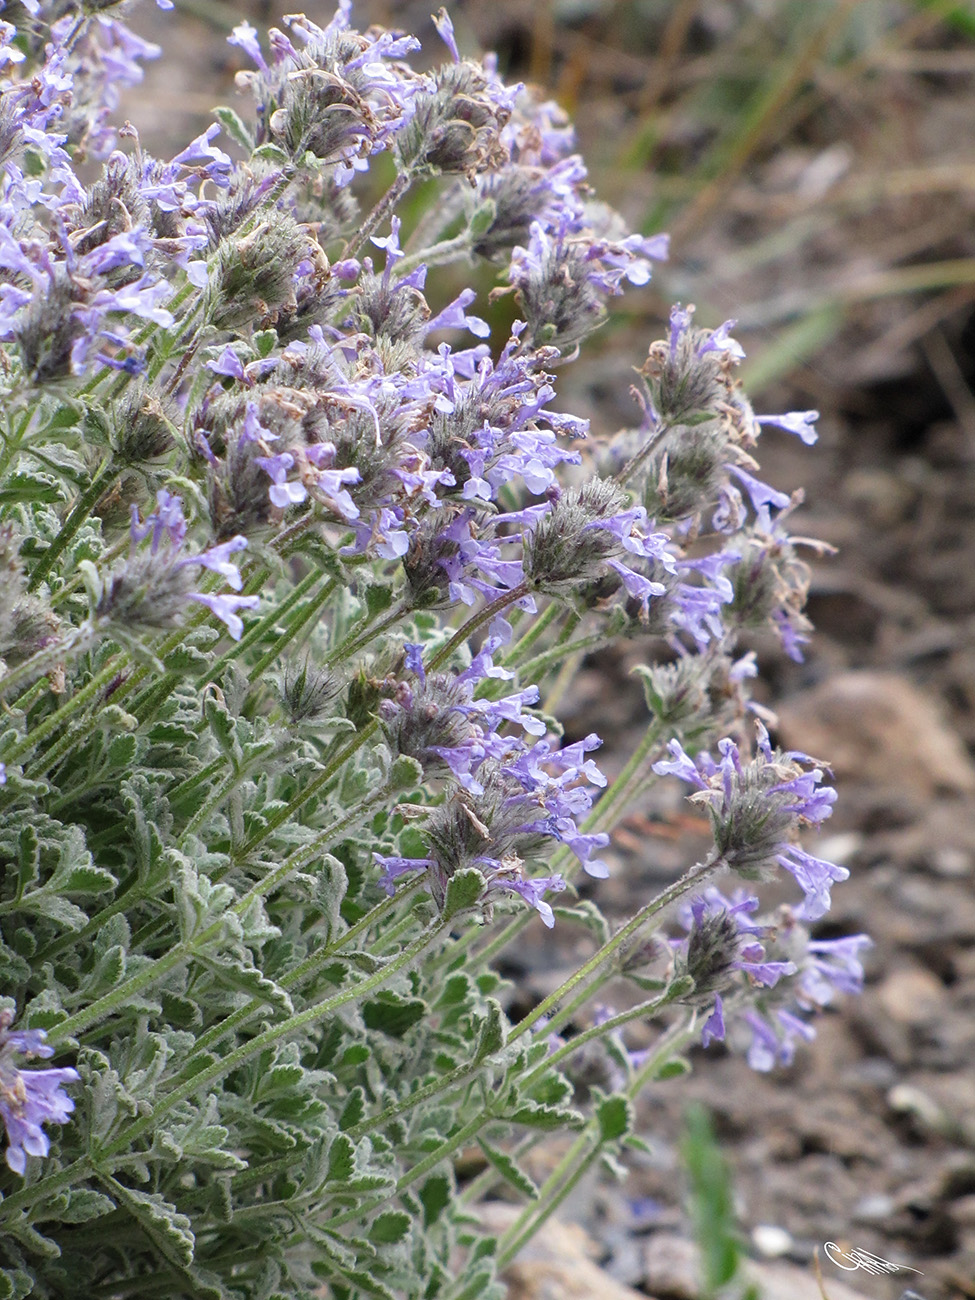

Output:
xmin=701 ymin=995 xmax=725 ymax=1047
xmin=432 ymin=8 xmax=460 ymax=62
xmin=188 ymin=593 xmax=260 ymax=642
xmin=487 ymin=872 xmax=565 ymax=928
xmin=697 ymin=319 xmax=745 ymax=361
xmin=800 ymin=933 xmax=872 ymax=1006
xmin=757 ymin=410 xmax=819 ymax=445
xmin=653 ymin=727 xmax=844 ymax=918
xmin=0 ymin=1009 xmax=79 ymax=1176
xmin=403 ymin=644 xmax=426 ymax=685
xmin=254 ymin=452 xmax=307 ymax=509
xmin=102 ymin=492 xmax=256 ymax=640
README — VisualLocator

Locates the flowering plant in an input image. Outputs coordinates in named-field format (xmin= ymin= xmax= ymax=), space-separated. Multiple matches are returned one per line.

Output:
xmin=0 ymin=4 xmax=868 ymax=1296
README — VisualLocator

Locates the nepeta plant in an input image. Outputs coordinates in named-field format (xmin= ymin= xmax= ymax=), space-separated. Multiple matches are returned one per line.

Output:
xmin=0 ymin=4 xmax=869 ymax=1297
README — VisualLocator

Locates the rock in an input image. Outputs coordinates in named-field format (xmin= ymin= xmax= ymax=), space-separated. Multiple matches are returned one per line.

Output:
xmin=641 ymin=1234 xmax=877 ymax=1300
xmin=746 ymin=1258 xmax=877 ymax=1300
xmin=876 ymin=964 xmax=949 ymax=1027
xmin=476 ymin=1205 xmax=658 ymax=1300
xmin=853 ymin=1193 xmax=896 ymax=1223
xmin=640 ymin=1234 xmax=698 ymax=1299
xmin=777 ymin=671 xmax=975 ymax=798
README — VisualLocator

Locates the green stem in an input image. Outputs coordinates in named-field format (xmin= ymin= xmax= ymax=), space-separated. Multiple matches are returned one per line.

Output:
xmin=324 ymin=598 xmax=410 ymax=669
xmin=343 ymin=172 xmax=414 ymax=259
xmin=508 ymin=853 xmax=720 ymax=1046
xmin=246 ymin=577 xmax=339 ymax=682
xmin=345 ymin=1053 xmax=481 ymax=1142
xmin=325 ymin=1112 xmax=489 ymax=1232
xmin=0 ymin=405 xmax=32 ymax=483
xmin=427 ymin=583 xmax=531 ymax=674
xmin=498 ymin=599 xmax=562 ymax=669
xmin=183 ymin=881 xmax=422 ymax=1062
xmin=200 ymin=566 xmax=313 ymax=684
xmin=395 ymin=229 xmax=474 ymax=276
xmin=614 ymin=420 xmax=671 ymax=489
xmin=46 ymin=791 xmax=394 ymax=1047
xmin=495 ymin=1143 xmax=600 ymax=1271
xmin=0 ymin=1154 xmax=95 ymax=1222
xmin=92 ymin=926 xmax=445 ymax=1163
xmin=234 ymin=719 xmax=379 ymax=860
xmin=491 ymin=1015 xmax=697 ymax=1273
xmin=528 ymin=987 xmax=682 ymax=1083
xmin=517 ymin=629 xmax=617 ymax=683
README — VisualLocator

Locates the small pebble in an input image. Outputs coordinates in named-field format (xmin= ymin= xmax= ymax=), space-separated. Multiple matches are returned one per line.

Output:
xmin=853 ymin=1193 xmax=895 ymax=1222
xmin=752 ymin=1224 xmax=793 ymax=1257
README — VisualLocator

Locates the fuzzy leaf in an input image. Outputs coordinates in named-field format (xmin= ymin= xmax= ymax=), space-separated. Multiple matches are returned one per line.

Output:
xmin=104 ymin=1180 xmax=195 ymax=1269
xmin=362 ymin=993 xmax=426 ymax=1038
xmin=596 ymin=1094 xmax=633 ymax=1143
xmin=657 ymin=1057 xmax=691 ymax=1080
xmin=27 ymin=892 xmax=89 ymax=930
xmin=107 ymin=732 xmax=138 ymax=767
xmin=60 ymin=1189 xmax=116 ymax=1224
xmin=0 ymin=1268 xmax=34 ymax=1300
xmin=476 ymin=1139 xmax=538 ymax=1199
xmin=389 ymin=754 xmax=424 ymax=793
xmin=339 ymin=1087 xmax=366 ymax=1132
xmin=507 ymin=1100 xmax=584 ymax=1131
xmin=315 ymin=854 xmax=348 ymax=942
xmin=419 ymin=1173 xmax=451 ymax=1227
xmin=442 ymin=867 xmax=485 ymax=921
xmin=473 ymin=999 xmax=505 ymax=1062
xmin=368 ymin=1210 xmax=410 ymax=1245
xmin=15 ymin=825 xmax=39 ymax=897
xmin=327 ymin=1133 xmax=356 ymax=1183
xmin=213 ymin=105 xmax=255 ymax=151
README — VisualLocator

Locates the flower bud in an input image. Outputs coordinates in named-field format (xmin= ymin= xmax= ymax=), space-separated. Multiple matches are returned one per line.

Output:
xmin=640 ymin=305 xmax=753 ymax=434
xmin=96 ymin=549 xmax=198 ymax=630
xmin=723 ymin=529 xmax=812 ymax=662
xmin=0 ymin=527 xmax=60 ymax=667
xmin=269 ymin=65 xmax=376 ymax=164
xmin=106 ymin=385 xmax=176 ymax=466
xmin=351 ymin=269 xmax=430 ymax=348
xmin=378 ymin=673 xmax=474 ymax=779
xmin=508 ymin=222 xmax=605 ymax=353
xmin=523 ymin=480 xmax=668 ymax=618
xmin=14 ymin=268 xmax=84 ymax=385
xmin=206 ymin=215 xmax=311 ymax=332
xmin=640 ymin=421 xmax=729 ymax=523
xmin=401 ymin=510 xmax=463 ymax=610
xmin=280 ymin=658 xmax=340 ymax=725
xmin=675 ymin=907 xmax=744 ymax=1003
xmin=70 ymin=153 xmax=150 ymax=275
xmin=398 ymin=63 xmax=510 ymax=179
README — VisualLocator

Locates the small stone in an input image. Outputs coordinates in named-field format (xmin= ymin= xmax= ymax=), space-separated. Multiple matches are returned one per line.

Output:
xmin=746 ymin=1259 xmax=875 ymax=1300
xmin=876 ymin=965 xmax=947 ymax=1027
xmin=887 ymin=1084 xmax=955 ymax=1139
xmin=852 ymin=1193 xmax=895 ymax=1222
xmin=752 ymin=1224 xmax=793 ymax=1257
xmin=931 ymin=846 xmax=973 ymax=878
xmin=641 ymin=1234 xmax=699 ymax=1300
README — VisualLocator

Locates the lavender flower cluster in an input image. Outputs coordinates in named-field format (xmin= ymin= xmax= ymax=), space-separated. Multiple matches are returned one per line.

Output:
xmin=0 ymin=2 xmax=867 ymax=1292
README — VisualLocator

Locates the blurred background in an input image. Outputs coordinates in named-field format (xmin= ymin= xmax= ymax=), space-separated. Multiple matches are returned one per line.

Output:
xmin=122 ymin=3 xmax=975 ymax=1296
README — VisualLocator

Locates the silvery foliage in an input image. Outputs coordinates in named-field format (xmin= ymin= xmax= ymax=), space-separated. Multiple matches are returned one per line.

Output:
xmin=0 ymin=3 xmax=867 ymax=1296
